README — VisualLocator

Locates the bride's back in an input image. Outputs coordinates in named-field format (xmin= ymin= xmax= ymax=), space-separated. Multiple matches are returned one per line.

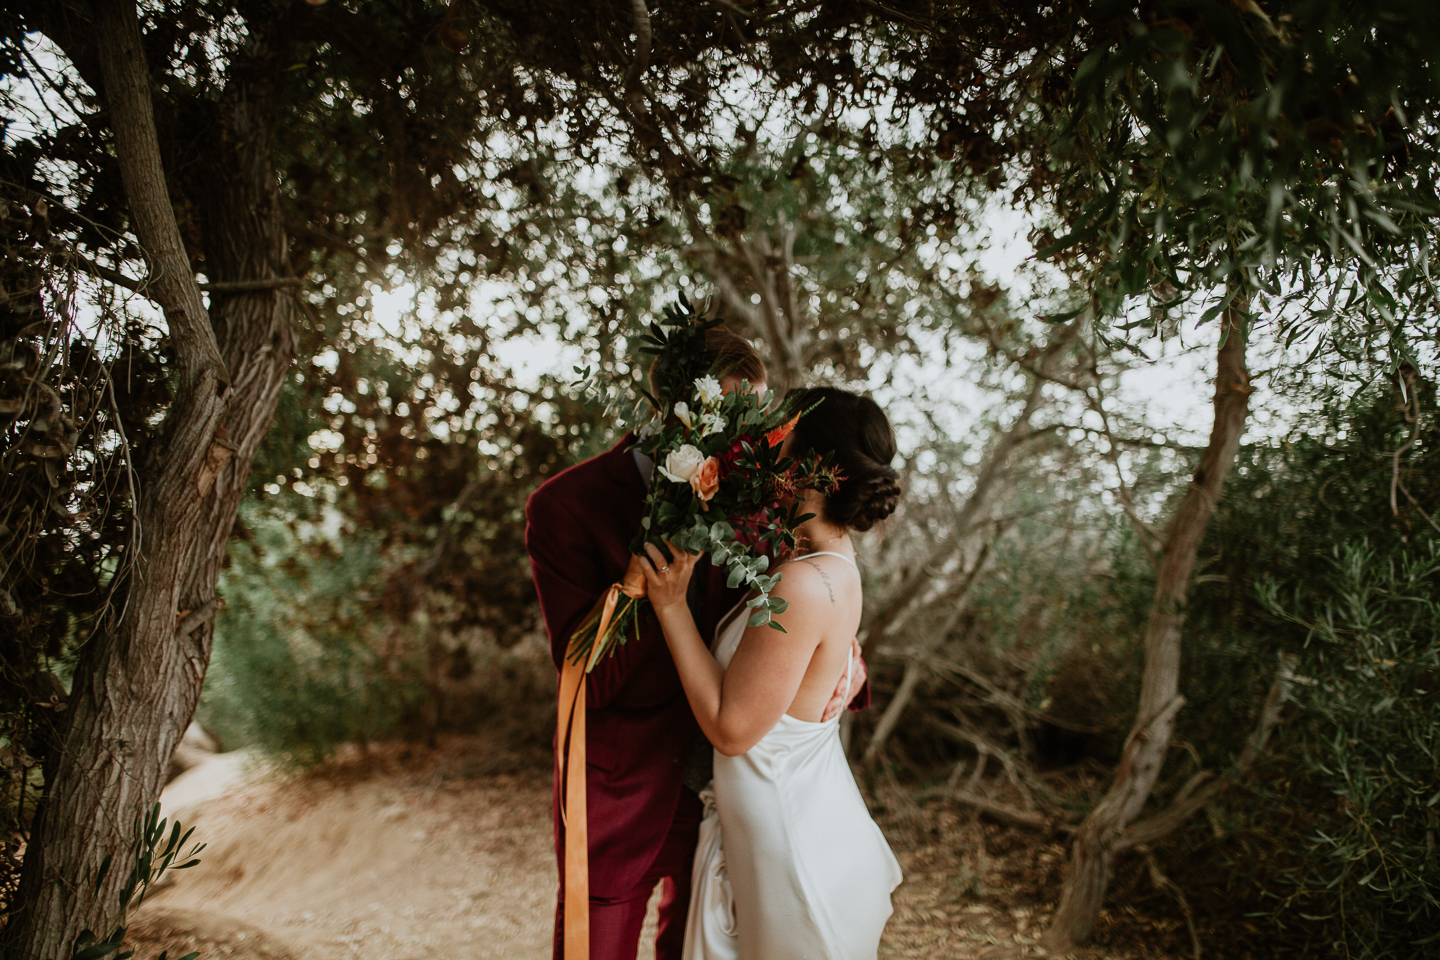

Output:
xmin=777 ymin=551 xmax=865 ymax=722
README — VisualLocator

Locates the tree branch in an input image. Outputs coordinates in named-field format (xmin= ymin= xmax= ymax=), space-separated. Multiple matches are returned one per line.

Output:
xmin=1119 ymin=654 xmax=1294 ymax=851
xmin=915 ymin=784 xmax=1049 ymax=829
xmin=862 ymin=532 xmax=1000 ymax=765
xmin=1087 ymin=393 xmax=1165 ymax=564
xmin=1137 ymin=844 xmax=1203 ymax=960
xmin=623 ymin=0 xmax=653 ymax=116
xmin=736 ymin=229 xmax=804 ymax=390
xmin=92 ymin=0 xmax=229 ymax=397
xmin=202 ymin=277 xmax=302 ymax=294
xmin=174 ymin=597 xmax=220 ymax=640
xmin=860 ymin=379 xmax=1045 ymax=661
xmin=72 ymin=254 xmax=302 ymax=297
xmin=685 ymin=240 xmax=762 ymax=329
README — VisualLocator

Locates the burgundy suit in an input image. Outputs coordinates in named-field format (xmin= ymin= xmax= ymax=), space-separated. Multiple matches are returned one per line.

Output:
xmin=526 ymin=435 xmax=737 ymax=960
xmin=525 ymin=433 xmax=872 ymax=960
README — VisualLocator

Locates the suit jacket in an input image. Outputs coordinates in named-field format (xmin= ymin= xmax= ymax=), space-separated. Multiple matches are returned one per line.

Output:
xmin=525 ymin=432 xmax=872 ymax=898
xmin=526 ymin=434 xmax=737 ymax=899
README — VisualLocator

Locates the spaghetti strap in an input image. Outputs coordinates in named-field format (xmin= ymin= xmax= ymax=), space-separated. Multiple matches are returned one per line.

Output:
xmin=791 ymin=550 xmax=859 ymax=570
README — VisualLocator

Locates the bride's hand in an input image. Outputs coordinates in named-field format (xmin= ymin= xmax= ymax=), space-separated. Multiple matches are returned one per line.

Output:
xmin=639 ymin=541 xmax=698 ymax=613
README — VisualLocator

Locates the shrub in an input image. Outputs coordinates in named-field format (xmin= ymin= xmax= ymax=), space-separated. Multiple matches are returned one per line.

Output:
xmin=1159 ymin=373 xmax=1440 ymax=958
xmin=1254 ymin=541 xmax=1440 ymax=956
xmin=200 ymin=505 xmax=425 ymax=766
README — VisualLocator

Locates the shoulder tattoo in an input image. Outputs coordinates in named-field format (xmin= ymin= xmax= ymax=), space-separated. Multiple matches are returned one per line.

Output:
xmin=801 ymin=560 xmax=837 ymax=605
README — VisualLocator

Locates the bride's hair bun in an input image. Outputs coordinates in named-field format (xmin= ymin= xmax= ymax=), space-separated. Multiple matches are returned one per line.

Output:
xmin=837 ymin=468 xmax=902 ymax=532
xmin=785 ymin=387 xmax=901 ymax=532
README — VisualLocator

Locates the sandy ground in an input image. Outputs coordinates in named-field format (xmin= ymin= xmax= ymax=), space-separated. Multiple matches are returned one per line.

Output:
xmin=128 ymin=738 xmax=1178 ymax=960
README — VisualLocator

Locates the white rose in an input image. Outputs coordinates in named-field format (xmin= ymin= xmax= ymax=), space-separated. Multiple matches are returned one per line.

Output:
xmin=672 ymin=401 xmax=694 ymax=429
xmin=700 ymin=411 xmax=727 ymax=437
xmin=694 ymin=375 xmax=723 ymax=406
xmin=658 ymin=444 xmax=705 ymax=483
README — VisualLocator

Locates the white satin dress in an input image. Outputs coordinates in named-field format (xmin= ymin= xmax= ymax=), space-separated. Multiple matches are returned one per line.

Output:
xmin=683 ymin=552 xmax=903 ymax=960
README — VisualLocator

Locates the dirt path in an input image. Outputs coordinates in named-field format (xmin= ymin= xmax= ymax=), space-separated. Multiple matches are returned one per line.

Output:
xmin=129 ymin=738 xmax=1175 ymax=960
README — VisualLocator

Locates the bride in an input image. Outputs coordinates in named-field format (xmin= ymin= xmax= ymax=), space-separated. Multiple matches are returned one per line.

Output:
xmin=638 ymin=386 xmax=904 ymax=960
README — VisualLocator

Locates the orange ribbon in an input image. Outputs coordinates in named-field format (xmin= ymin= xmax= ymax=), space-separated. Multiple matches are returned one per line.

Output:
xmin=557 ymin=556 xmax=648 ymax=959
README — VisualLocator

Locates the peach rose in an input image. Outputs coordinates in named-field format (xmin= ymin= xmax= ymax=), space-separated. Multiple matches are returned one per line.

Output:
xmin=689 ymin=455 xmax=722 ymax=505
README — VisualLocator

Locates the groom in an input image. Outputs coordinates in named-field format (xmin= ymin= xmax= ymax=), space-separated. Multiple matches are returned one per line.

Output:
xmin=525 ymin=325 xmax=869 ymax=960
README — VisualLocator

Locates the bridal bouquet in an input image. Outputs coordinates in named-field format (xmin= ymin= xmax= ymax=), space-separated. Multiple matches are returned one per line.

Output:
xmin=567 ymin=298 xmax=839 ymax=669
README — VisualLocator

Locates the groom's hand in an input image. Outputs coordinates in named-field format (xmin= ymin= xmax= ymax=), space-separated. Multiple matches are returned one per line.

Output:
xmin=820 ymin=638 xmax=866 ymax=722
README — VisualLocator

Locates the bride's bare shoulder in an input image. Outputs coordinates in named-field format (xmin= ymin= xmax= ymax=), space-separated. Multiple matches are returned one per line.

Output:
xmin=775 ymin=556 xmax=853 ymax=611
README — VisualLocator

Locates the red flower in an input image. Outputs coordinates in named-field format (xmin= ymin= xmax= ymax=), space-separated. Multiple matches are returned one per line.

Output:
xmin=717 ymin=435 xmax=754 ymax=474
xmin=766 ymin=414 xmax=800 ymax=448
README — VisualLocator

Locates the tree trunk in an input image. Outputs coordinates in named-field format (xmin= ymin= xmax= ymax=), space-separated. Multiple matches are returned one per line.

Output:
xmin=4 ymin=3 xmax=295 ymax=954
xmin=686 ymin=229 xmax=805 ymax=392
xmin=1042 ymin=301 xmax=1251 ymax=949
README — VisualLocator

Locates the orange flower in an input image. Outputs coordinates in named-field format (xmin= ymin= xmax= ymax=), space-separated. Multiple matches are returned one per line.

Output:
xmin=690 ymin=455 xmax=722 ymax=506
xmin=766 ymin=414 xmax=800 ymax=448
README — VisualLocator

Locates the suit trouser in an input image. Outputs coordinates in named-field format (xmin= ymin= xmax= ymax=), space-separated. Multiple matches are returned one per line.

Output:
xmin=553 ymin=787 xmax=703 ymax=960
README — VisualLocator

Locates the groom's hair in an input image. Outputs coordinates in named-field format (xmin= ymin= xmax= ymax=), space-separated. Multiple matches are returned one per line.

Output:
xmin=649 ymin=322 xmax=766 ymax=398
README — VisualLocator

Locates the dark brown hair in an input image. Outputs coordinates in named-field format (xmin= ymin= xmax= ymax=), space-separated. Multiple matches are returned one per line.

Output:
xmin=649 ymin=322 xmax=766 ymax=399
xmin=786 ymin=386 xmax=900 ymax=532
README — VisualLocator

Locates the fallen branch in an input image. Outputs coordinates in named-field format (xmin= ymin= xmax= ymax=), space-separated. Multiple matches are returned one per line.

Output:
xmin=1137 ymin=844 xmax=1202 ymax=960
xmin=907 ymin=649 xmax=1112 ymax=735
xmin=943 ymin=789 xmax=1047 ymax=829
xmin=916 ymin=762 xmax=1050 ymax=829
xmin=929 ymin=718 xmax=1052 ymax=812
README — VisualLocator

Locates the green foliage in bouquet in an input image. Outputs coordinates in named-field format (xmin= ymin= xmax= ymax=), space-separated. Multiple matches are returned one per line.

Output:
xmin=568 ymin=297 xmax=840 ymax=667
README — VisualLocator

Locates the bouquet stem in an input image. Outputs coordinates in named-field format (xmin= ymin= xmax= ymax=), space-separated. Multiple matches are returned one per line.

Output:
xmin=566 ymin=555 xmax=649 ymax=671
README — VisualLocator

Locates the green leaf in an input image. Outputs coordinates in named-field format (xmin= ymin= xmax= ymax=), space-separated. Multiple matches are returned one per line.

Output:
xmin=71 ymin=926 xmax=127 ymax=960
xmin=1042 ymin=307 xmax=1085 ymax=324
xmin=1198 ymin=286 xmax=1240 ymax=327
xmin=746 ymin=610 xmax=771 ymax=628
xmin=1071 ymin=49 xmax=1107 ymax=89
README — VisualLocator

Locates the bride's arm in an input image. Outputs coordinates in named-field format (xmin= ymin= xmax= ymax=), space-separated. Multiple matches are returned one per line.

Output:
xmin=641 ymin=543 xmax=826 ymax=757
